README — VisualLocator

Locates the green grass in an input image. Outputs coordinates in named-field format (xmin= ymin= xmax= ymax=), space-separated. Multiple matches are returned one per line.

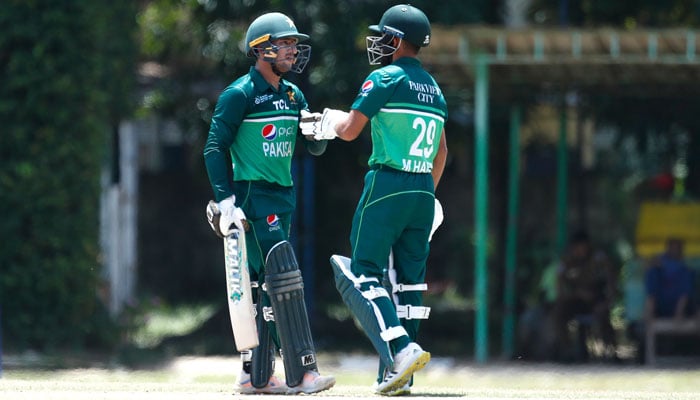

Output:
xmin=3 ymin=354 xmax=700 ymax=399
xmin=4 ymin=304 xmax=699 ymax=399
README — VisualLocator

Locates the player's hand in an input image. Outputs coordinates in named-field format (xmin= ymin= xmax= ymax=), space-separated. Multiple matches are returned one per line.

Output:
xmin=300 ymin=108 xmax=348 ymax=140
xmin=429 ymin=198 xmax=444 ymax=241
xmin=206 ymin=196 xmax=247 ymax=238
xmin=317 ymin=108 xmax=348 ymax=140
xmin=300 ymin=109 xmax=322 ymax=139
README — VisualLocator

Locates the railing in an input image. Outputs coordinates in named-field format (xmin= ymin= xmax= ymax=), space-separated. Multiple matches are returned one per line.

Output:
xmin=425 ymin=26 xmax=700 ymax=64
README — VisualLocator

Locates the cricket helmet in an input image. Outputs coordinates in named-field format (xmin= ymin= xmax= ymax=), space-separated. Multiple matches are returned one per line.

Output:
xmin=244 ymin=12 xmax=311 ymax=73
xmin=366 ymin=4 xmax=431 ymax=65
xmin=369 ymin=4 xmax=431 ymax=47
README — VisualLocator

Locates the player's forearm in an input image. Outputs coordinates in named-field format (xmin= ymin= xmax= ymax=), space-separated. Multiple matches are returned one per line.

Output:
xmin=431 ymin=158 xmax=445 ymax=190
xmin=335 ymin=117 xmax=357 ymax=141
xmin=431 ymin=131 xmax=448 ymax=189
xmin=336 ymin=109 xmax=367 ymax=141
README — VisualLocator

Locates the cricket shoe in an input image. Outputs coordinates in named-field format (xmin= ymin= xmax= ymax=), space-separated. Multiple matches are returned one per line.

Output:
xmin=286 ymin=370 xmax=336 ymax=394
xmin=376 ymin=342 xmax=430 ymax=395
xmin=373 ymin=382 xmax=411 ymax=396
xmin=236 ymin=371 xmax=289 ymax=394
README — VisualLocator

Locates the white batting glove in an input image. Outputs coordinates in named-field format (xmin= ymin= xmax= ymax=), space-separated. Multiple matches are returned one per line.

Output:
xmin=206 ymin=195 xmax=247 ymax=238
xmin=429 ymin=198 xmax=444 ymax=241
xmin=299 ymin=108 xmax=347 ymax=140
xmin=315 ymin=108 xmax=348 ymax=140
xmin=300 ymin=109 xmax=322 ymax=138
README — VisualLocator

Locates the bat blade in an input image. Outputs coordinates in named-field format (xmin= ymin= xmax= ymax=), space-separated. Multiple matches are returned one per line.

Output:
xmin=224 ymin=229 xmax=259 ymax=351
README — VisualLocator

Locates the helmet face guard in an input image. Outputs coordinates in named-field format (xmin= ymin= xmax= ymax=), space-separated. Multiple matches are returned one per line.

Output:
xmin=366 ymin=26 xmax=404 ymax=65
xmin=290 ymin=44 xmax=311 ymax=73
xmin=251 ymin=40 xmax=311 ymax=73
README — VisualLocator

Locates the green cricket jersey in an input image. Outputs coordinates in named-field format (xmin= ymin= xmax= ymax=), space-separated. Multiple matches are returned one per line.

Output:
xmin=351 ymin=57 xmax=447 ymax=174
xmin=204 ymin=67 xmax=324 ymax=202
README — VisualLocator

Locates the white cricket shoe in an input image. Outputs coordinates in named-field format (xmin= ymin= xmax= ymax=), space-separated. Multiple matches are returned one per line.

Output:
xmin=286 ymin=370 xmax=336 ymax=394
xmin=236 ymin=371 xmax=289 ymax=394
xmin=373 ymin=382 xmax=411 ymax=396
xmin=376 ymin=342 xmax=430 ymax=395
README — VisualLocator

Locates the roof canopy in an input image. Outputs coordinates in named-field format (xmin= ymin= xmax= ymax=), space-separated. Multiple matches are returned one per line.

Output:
xmin=422 ymin=26 xmax=700 ymax=99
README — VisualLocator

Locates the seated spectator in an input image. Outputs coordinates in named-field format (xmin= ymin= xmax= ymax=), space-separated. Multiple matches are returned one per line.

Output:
xmin=645 ymin=238 xmax=696 ymax=320
xmin=552 ymin=230 xmax=618 ymax=361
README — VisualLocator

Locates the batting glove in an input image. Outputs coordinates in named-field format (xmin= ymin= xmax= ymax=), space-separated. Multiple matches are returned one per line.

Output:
xmin=429 ymin=198 xmax=444 ymax=241
xmin=300 ymin=109 xmax=322 ymax=139
xmin=206 ymin=195 xmax=247 ymax=238
xmin=299 ymin=108 xmax=347 ymax=140
xmin=316 ymin=108 xmax=348 ymax=140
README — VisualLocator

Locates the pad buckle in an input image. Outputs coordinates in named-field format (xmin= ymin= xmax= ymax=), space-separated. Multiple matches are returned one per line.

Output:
xmin=393 ymin=283 xmax=428 ymax=293
xmin=262 ymin=306 xmax=275 ymax=322
xmin=397 ymin=304 xmax=431 ymax=320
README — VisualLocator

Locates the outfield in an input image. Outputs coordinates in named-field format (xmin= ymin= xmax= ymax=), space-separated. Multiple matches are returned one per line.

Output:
xmin=2 ymin=354 xmax=700 ymax=399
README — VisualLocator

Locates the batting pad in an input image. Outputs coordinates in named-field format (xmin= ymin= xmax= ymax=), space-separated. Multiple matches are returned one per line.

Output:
xmin=330 ymin=255 xmax=407 ymax=368
xmin=265 ymin=241 xmax=318 ymax=387
xmin=250 ymin=291 xmax=276 ymax=388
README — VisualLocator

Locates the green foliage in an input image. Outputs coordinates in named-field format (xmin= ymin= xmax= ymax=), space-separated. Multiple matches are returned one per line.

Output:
xmin=0 ymin=0 xmax=137 ymax=350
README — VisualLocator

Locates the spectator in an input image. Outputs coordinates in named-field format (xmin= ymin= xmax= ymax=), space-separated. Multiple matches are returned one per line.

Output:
xmin=551 ymin=230 xmax=618 ymax=361
xmin=645 ymin=238 xmax=696 ymax=320
xmin=625 ymin=238 xmax=697 ymax=363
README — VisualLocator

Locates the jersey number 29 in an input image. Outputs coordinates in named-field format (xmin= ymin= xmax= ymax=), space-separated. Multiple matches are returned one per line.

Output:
xmin=409 ymin=117 xmax=437 ymax=158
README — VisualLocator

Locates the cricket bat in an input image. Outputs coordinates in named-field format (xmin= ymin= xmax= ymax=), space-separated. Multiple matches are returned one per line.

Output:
xmin=223 ymin=225 xmax=259 ymax=351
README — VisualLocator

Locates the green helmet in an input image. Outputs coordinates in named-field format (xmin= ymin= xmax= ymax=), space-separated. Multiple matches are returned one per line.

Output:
xmin=369 ymin=4 xmax=431 ymax=48
xmin=244 ymin=12 xmax=311 ymax=73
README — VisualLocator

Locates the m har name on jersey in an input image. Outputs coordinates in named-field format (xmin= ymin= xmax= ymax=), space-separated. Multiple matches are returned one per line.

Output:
xmin=401 ymin=159 xmax=433 ymax=173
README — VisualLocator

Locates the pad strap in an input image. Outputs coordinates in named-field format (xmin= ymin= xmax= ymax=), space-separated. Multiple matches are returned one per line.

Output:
xmin=392 ymin=283 xmax=428 ymax=293
xmin=380 ymin=326 xmax=408 ymax=341
xmin=396 ymin=304 xmax=431 ymax=320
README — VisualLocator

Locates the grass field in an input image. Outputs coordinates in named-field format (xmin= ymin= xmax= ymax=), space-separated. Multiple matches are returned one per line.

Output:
xmin=3 ymin=353 xmax=700 ymax=399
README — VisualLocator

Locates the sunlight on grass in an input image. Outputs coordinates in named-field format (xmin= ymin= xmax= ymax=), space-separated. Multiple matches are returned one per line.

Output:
xmin=128 ymin=303 xmax=217 ymax=348
xmin=4 ymin=355 xmax=700 ymax=399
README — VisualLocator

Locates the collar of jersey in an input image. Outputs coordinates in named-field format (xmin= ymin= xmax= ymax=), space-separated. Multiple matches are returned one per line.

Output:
xmin=392 ymin=57 xmax=421 ymax=68
xmin=249 ymin=66 xmax=289 ymax=94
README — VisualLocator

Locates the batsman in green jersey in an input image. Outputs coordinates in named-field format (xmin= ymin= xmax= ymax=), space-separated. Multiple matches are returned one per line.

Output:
xmin=203 ymin=12 xmax=334 ymax=395
xmin=300 ymin=4 xmax=448 ymax=396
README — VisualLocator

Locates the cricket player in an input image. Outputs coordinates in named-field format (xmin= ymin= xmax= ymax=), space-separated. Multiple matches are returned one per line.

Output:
xmin=300 ymin=4 xmax=448 ymax=396
xmin=203 ymin=11 xmax=335 ymax=395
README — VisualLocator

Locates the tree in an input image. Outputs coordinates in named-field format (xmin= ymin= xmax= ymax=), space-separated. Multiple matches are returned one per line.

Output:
xmin=0 ymin=0 xmax=137 ymax=350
